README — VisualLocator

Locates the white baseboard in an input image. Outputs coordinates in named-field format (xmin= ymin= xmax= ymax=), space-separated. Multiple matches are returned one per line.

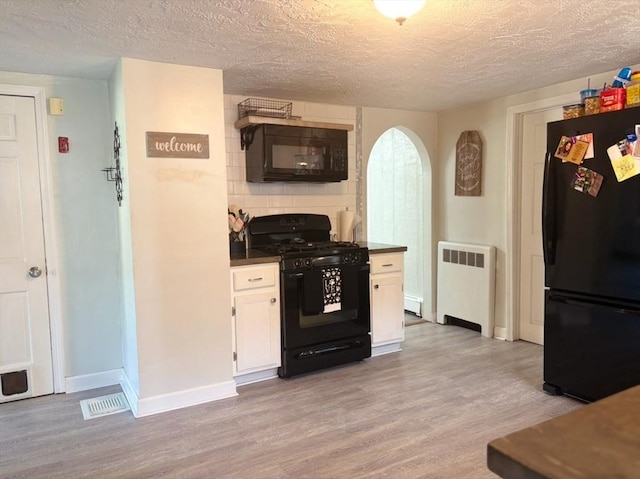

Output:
xmin=404 ymin=296 xmax=422 ymax=317
xmin=235 ymin=368 xmax=278 ymax=387
xmin=65 ymin=368 xmax=123 ymax=393
xmin=371 ymin=342 xmax=402 ymax=357
xmin=134 ymin=380 xmax=238 ymax=418
xmin=493 ymin=326 xmax=508 ymax=341
xmin=66 ymin=370 xmax=239 ymax=418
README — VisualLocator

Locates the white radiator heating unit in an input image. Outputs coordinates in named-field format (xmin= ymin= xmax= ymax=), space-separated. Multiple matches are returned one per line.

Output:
xmin=437 ymin=241 xmax=496 ymax=338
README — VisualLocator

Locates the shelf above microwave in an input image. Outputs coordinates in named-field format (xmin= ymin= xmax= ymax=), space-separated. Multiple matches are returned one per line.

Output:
xmin=234 ymin=116 xmax=354 ymax=150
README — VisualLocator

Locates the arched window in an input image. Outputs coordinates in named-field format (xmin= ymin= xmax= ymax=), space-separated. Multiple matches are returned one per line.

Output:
xmin=367 ymin=127 xmax=424 ymax=314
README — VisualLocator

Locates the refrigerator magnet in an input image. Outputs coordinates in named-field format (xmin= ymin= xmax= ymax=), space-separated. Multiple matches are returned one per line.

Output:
xmin=571 ymin=133 xmax=595 ymax=160
xmin=607 ymin=143 xmax=640 ymax=182
xmin=630 ymin=127 xmax=639 ymax=157
xmin=554 ymin=136 xmax=574 ymax=160
xmin=554 ymin=136 xmax=589 ymax=164
xmin=570 ymin=166 xmax=604 ymax=197
xmin=610 ymin=155 xmax=640 ymax=182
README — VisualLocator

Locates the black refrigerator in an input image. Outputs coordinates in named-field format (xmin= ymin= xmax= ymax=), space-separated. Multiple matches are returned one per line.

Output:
xmin=542 ymin=107 xmax=640 ymax=403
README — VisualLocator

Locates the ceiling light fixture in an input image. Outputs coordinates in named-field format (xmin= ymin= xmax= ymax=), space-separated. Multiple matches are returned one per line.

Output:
xmin=373 ymin=0 xmax=426 ymax=26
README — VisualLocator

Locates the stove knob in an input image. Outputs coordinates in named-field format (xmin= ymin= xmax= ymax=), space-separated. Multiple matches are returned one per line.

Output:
xmin=354 ymin=253 xmax=361 ymax=262
xmin=304 ymin=258 xmax=313 ymax=267
xmin=294 ymin=259 xmax=302 ymax=268
xmin=343 ymin=254 xmax=351 ymax=263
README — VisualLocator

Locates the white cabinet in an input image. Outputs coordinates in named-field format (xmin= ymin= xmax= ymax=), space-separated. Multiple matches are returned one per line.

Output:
xmin=230 ymin=263 xmax=281 ymax=384
xmin=370 ymin=252 xmax=405 ymax=353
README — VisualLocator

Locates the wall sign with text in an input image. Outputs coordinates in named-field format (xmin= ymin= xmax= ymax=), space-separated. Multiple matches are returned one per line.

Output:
xmin=146 ymin=132 xmax=210 ymax=159
xmin=455 ymin=130 xmax=483 ymax=196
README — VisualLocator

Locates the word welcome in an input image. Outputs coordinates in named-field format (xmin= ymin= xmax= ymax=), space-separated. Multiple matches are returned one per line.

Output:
xmin=146 ymin=132 xmax=210 ymax=159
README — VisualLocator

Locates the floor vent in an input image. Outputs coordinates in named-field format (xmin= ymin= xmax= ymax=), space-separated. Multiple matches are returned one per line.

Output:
xmin=80 ymin=392 xmax=130 ymax=420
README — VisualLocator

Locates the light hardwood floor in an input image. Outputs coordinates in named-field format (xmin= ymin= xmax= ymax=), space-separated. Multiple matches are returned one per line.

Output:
xmin=0 ymin=322 xmax=582 ymax=479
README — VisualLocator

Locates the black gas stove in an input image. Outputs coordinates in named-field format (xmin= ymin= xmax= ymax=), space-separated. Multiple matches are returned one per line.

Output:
xmin=248 ymin=214 xmax=369 ymax=271
xmin=246 ymin=214 xmax=371 ymax=378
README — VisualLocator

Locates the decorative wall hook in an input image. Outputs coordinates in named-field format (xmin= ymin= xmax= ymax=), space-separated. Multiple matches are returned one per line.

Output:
xmin=102 ymin=122 xmax=124 ymax=206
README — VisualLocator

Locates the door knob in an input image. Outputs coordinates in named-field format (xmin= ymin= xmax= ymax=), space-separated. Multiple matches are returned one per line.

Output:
xmin=28 ymin=266 xmax=42 ymax=278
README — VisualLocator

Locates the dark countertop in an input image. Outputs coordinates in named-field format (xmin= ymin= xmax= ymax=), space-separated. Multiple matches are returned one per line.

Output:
xmin=358 ymin=242 xmax=407 ymax=254
xmin=229 ymin=249 xmax=281 ymax=267
xmin=487 ymin=384 xmax=640 ymax=479
xmin=230 ymin=242 xmax=407 ymax=267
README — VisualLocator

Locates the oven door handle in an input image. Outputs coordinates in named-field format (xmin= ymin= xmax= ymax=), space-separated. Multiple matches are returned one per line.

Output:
xmin=286 ymin=272 xmax=305 ymax=279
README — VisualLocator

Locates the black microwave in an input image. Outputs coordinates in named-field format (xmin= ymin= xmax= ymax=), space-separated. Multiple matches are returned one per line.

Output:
xmin=245 ymin=124 xmax=348 ymax=182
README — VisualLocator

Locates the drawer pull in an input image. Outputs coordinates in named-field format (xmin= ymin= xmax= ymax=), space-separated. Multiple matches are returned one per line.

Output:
xmin=382 ymin=263 xmax=394 ymax=267
xmin=248 ymin=277 xmax=263 ymax=282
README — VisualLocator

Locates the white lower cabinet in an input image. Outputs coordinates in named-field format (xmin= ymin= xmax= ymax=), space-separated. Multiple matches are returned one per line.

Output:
xmin=370 ymin=252 xmax=405 ymax=353
xmin=230 ymin=263 xmax=281 ymax=384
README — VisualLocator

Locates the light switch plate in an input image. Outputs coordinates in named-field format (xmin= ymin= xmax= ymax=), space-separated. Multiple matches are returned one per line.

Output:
xmin=49 ymin=97 xmax=64 ymax=116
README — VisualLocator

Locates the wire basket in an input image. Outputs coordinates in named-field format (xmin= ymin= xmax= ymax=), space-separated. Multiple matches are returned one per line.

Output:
xmin=238 ymin=98 xmax=292 ymax=120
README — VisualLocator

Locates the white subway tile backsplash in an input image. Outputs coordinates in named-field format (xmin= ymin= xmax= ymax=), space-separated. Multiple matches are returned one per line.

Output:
xmin=242 ymin=195 xmax=271 ymax=209
xmin=326 ymin=104 xmax=352 ymax=120
xmin=231 ymin=152 xmax=243 ymax=167
xmin=269 ymin=195 xmax=293 ymax=207
xmin=224 ymin=107 xmax=236 ymax=123
xmin=227 ymin=166 xmax=244 ymax=182
xmin=259 ymin=183 xmax=285 ymax=195
xmin=227 ymin=195 xmax=245 ymax=207
xmin=302 ymin=102 xmax=329 ymax=118
xmin=225 ymin=94 xmax=358 ymax=222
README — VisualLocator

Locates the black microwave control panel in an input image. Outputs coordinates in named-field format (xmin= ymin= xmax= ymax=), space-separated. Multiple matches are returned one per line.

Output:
xmin=332 ymin=147 xmax=347 ymax=171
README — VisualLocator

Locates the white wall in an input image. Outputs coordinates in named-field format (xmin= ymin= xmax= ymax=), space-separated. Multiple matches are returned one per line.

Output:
xmin=436 ymin=65 xmax=639 ymax=332
xmin=0 ymin=71 xmax=123 ymax=378
xmin=225 ymin=95 xmax=357 ymax=237
xmin=120 ymin=59 xmax=233 ymax=406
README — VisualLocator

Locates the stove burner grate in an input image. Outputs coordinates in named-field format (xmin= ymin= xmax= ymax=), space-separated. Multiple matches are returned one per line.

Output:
xmin=259 ymin=241 xmax=360 ymax=256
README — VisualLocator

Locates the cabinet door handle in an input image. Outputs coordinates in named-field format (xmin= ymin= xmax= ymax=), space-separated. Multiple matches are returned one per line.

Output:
xmin=248 ymin=277 xmax=263 ymax=282
xmin=270 ymin=298 xmax=276 ymax=303
xmin=374 ymin=284 xmax=379 ymax=289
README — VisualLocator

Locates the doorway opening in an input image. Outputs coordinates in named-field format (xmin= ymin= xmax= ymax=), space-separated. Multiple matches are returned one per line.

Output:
xmin=367 ymin=127 xmax=427 ymax=317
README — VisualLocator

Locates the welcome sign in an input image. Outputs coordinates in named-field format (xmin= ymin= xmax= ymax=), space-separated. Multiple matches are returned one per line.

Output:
xmin=146 ymin=132 xmax=210 ymax=159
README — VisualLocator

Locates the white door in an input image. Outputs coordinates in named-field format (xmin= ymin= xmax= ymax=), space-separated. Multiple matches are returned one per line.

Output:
xmin=0 ymin=94 xmax=53 ymax=402
xmin=518 ymin=108 xmax=562 ymax=344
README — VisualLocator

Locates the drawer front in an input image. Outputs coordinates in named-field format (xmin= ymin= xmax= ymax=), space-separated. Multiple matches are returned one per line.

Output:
xmin=233 ymin=266 xmax=276 ymax=291
xmin=371 ymin=254 xmax=403 ymax=275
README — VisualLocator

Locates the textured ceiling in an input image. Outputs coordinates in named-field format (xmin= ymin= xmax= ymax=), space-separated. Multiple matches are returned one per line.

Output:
xmin=0 ymin=0 xmax=639 ymax=111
